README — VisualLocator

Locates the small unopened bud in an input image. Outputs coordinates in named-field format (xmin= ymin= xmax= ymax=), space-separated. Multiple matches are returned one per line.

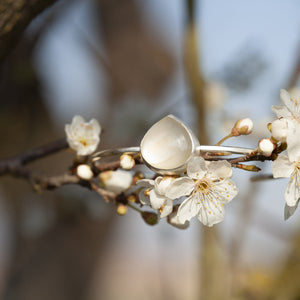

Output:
xmin=132 ymin=172 xmax=145 ymax=185
xmin=76 ymin=164 xmax=94 ymax=180
xmin=116 ymin=204 xmax=127 ymax=215
xmin=127 ymin=194 xmax=136 ymax=203
xmin=270 ymin=119 xmax=289 ymax=142
xmin=167 ymin=205 xmax=189 ymax=229
xmin=258 ymin=138 xmax=275 ymax=157
xmin=231 ymin=118 xmax=253 ymax=136
xmin=240 ymin=164 xmax=261 ymax=172
xmin=120 ymin=154 xmax=135 ymax=170
xmin=99 ymin=170 xmax=133 ymax=194
xmin=141 ymin=211 xmax=159 ymax=226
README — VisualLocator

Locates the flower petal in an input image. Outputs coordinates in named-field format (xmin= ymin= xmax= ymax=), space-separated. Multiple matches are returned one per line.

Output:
xmin=280 ymin=89 xmax=300 ymax=119
xmin=167 ymin=205 xmax=190 ymax=229
xmin=166 ymin=177 xmax=194 ymax=199
xmin=198 ymin=194 xmax=225 ymax=227
xmin=270 ymin=118 xmax=292 ymax=142
xmin=149 ymin=189 xmax=167 ymax=210
xmin=138 ymin=188 xmax=151 ymax=205
xmin=160 ymin=199 xmax=173 ymax=218
xmin=271 ymin=105 xmax=292 ymax=119
xmin=177 ymin=195 xmax=200 ymax=223
xmin=272 ymin=155 xmax=294 ymax=178
xmin=76 ymin=141 xmax=98 ymax=156
xmin=187 ymin=157 xmax=207 ymax=179
xmin=284 ymin=202 xmax=299 ymax=220
xmin=284 ymin=171 xmax=300 ymax=207
xmin=212 ymin=179 xmax=238 ymax=204
xmin=287 ymin=123 xmax=300 ymax=162
xmin=155 ymin=176 xmax=173 ymax=195
xmin=89 ymin=118 xmax=101 ymax=135
xmin=198 ymin=203 xmax=225 ymax=227
xmin=136 ymin=179 xmax=154 ymax=188
xmin=206 ymin=160 xmax=233 ymax=179
xmin=72 ymin=115 xmax=85 ymax=127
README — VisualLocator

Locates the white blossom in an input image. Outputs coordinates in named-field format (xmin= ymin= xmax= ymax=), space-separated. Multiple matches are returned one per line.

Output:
xmin=137 ymin=177 xmax=174 ymax=218
xmin=272 ymin=125 xmax=300 ymax=212
xmin=99 ymin=170 xmax=133 ymax=194
xmin=65 ymin=115 xmax=101 ymax=156
xmin=166 ymin=157 xmax=238 ymax=227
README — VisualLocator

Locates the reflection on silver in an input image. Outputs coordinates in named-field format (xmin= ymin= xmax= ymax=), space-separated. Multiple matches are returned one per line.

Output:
xmin=93 ymin=145 xmax=253 ymax=160
xmin=92 ymin=114 xmax=254 ymax=174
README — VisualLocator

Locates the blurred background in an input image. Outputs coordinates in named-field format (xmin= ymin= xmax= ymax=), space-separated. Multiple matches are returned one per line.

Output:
xmin=1 ymin=0 xmax=300 ymax=299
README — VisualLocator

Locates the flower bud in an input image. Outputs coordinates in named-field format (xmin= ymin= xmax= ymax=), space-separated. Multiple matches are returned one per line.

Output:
xmin=141 ymin=211 xmax=159 ymax=226
xmin=99 ymin=170 xmax=133 ymax=194
xmin=270 ymin=118 xmax=289 ymax=142
xmin=132 ymin=172 xmax=145 ymax=185
xmin=116 ymin=204 xmax=127 ymax=215
xmin=258 ymin=138 xmax=275 ymax=157
xmin=120 ymin=154 xmax=135 ymax=170
xmin=126 ymin=194 xmax=136 ymax=203
xmin=231 ymin=118 xmax=253 ymax=136
xmin=76 ymin=164 xmax=94 ymax=180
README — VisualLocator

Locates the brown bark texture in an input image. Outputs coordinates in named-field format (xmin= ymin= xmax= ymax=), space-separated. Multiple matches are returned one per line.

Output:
xmin=0 ymin=0 xmax=58 ymax=62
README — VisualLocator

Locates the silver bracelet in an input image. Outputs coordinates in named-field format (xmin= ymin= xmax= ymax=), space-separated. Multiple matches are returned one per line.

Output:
xmin=93 ymin=115 xmax=254 ymax=174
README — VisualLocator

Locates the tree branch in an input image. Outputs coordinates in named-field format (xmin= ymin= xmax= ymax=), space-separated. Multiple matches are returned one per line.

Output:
xmin=0 ymin=137 xmax=68 ymax=175
xmin=0 ymin=0 xmax=59 ymax=63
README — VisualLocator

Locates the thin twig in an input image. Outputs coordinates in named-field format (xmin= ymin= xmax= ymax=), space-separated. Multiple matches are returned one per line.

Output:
xmin=0 ymin=138 xmax=68 ymax=175
xmin=34 ymin=173 xmax=80 ymax=190
xmin=90 ymin=181 xmax=116 ymax=202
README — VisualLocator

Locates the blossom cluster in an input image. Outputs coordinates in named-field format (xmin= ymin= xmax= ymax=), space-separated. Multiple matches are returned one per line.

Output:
xmin=63 ymin=89 xmax=300 ymax=228
xmin=138 ymin=157 xmax=238 ymax=227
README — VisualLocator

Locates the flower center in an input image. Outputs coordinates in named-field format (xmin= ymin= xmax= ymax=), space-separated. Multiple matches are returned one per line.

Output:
xmin=194 ymin=179 xmax=211 ymax=194
xmin=78 ymin=138 xmax=88 ymax=146
xmin=159 ymin=204 xmax=165 ymax=213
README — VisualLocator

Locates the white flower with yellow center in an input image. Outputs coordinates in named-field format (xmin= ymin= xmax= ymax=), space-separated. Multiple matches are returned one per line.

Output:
xmin=137 ymin=177 xmax=174 ymax=218
xmin=65 ymin=115 xmax=101 ymax=156
xmin=166 ymin=157 xmax=238 ymax=227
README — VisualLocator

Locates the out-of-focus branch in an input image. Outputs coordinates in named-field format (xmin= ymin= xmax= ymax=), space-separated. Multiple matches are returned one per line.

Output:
xmin=0 ymin=0 xmax=59 ymax=63
xmin=184 ymin=0 xmax=208 ymax=144
xmin=0 ymin=138 xmax=68 ymax=175
xmin=90 ymin=181 xmax=116 ymax=202
xmin=184 ymin=1 xmax=230 ymax=300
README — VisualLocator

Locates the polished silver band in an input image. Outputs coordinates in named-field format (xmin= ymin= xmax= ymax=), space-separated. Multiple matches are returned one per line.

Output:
xmin=197 ymin=145 xmax=253 ymax=155
xmin=93 ymin=145 xmax=253 ymax=160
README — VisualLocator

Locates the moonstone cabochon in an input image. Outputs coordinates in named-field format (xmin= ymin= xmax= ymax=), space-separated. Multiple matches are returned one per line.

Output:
xmin=140 ymin=115 xmax=200 ymax=174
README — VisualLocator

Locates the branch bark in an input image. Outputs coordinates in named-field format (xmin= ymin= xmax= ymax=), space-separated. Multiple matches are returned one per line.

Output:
xmin=0 ymin=0 xmax=59 ymax=63
xmin=0 ymin=137 xmax=68 ymax=175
